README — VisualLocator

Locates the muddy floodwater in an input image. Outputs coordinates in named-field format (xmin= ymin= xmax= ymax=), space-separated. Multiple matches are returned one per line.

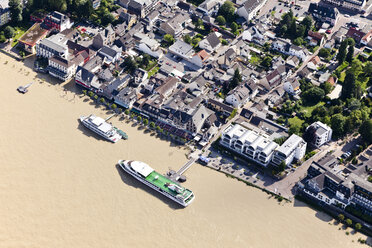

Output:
xmin=0 ymin=54 xmax=367 ymax=247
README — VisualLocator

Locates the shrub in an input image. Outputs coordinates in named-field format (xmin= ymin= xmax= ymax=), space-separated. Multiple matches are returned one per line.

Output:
xmin=345 ymin=218 xmax=352 ymax=226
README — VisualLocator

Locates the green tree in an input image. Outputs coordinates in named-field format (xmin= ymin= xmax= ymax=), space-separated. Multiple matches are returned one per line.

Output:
xmin=346 ymin=45 xmax=354 ymax=63
xmin=111 ymin=103 xmax=117 ymax=110
xmin=293 ymin=37 xmax=303 ymax=46
xmin=318 ymin=48 xmax=331 ymax=58
xmin=143 ymin=119 xmax=149 ymax=126
xmin=191 ymin=36 xmax=201 ymax=47
xmin=0 ymin=34 xmax=6 ymax=43
xmin=261 ymin=56 xmax=272 ymax=68
xmin=363 ymin=61 xmax=372 ymax=76
xmin=346 ymin=37 xmax=355 ymax=46
xmin=82 ymin=89 xmax=87 ymax=95
xmin=228 ymin=68 xmax=241 ymax=90
xmin=302 ymin=87 xmax=325 ymax=104
xmin=341 ymin=72 xmax=357 ymax=99
xmin=101 ymin=10 xmax=115 ymax=26
xmin=359 ymin=120 xmax=372 ymax=144
xmin=93 ymin=94 xmax=98 ymax=101
xmin=99 ymin=97 xmax=106 ymax=104
xmin=142 ymin=54 xmax=151 ymax=67
xmin=355 ymin=223 xmax=362 ymax=231
xmin=278 ymin=160 xmax=286 ymax=172
xmin=230 ymin=22 xmax=238 ymax=33
xmin=123 ymin=56 xmax=138 ymax=74
xmin=137 ymin=115 xmax=142 ymax=122
xmin=300 ymin=15 xmax=313 ymax=35
xmin=349 ymin=59 xmax=363 ymax=77
xmin=216 ymin=15 xmax=226 ymax=25
xmin=296 ymin=25 xmax=306 ymax=38
xmin=88 ymin=91 xmax=94 ymax=98
xmin=331 ymin=113 xmax=346 ymax=137
xmin=337 ymin=40 xmax=348 ymax=64
xmin=321 ymin=81 xmax=333 ymax=95
xmin=9 ymin=0 xmax=22 ymax=23
xmin=338 ymin=214 xmax=345 ymax=222
xmin=183 ymin=34 xmax=191 ymax=44
xmin=163 ymin=34 xmax=175 ymax=46
xmin=124 ymin=109 xmax=130 ymax=115
xmin=196 ymin=18 xmax=204 ymax=29
xmin=345 ymin=219 xmax=352 ymax=226
xmin=289 ymin=19 xmax=297 ymax=39
xmin=218 ymin=1 xmax=236 ymax=22
xmin=149 ymin=121 xmax=155 ymax=129
xmin=4 ymin=26 xmax=14 ymax=39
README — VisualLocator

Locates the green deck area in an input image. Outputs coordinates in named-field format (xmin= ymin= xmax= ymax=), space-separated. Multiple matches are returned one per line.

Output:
xmin=145 ymin=171 xmax=193 ymax=199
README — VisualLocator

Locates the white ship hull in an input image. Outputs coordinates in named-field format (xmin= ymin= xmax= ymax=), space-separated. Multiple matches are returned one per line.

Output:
xmin=80 ymin=115 xmax=121 ymax=143
xmin=118 ymin=160 xmax=195 ymax=207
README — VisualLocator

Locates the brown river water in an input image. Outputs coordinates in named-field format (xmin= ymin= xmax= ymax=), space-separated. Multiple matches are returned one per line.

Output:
xmin=0 ymin=54 xmax=367 ymax=247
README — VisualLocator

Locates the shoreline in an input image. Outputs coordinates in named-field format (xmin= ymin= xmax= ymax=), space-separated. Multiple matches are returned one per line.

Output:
xmin=0 ymin=53 xmax=368 ymax=247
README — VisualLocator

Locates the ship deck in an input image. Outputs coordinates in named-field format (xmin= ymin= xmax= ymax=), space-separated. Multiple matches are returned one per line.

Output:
xmin=145 ymin=171 xmax=193 ymax=198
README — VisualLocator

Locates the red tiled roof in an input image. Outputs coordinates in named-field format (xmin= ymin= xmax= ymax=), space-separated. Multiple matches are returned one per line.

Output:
xmin=308 ymin=30 xmax=323 ymax=41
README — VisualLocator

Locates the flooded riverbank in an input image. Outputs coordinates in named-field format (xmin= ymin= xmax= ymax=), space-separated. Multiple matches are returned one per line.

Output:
xmin=0 ymin=54 xmax=367 ymax=247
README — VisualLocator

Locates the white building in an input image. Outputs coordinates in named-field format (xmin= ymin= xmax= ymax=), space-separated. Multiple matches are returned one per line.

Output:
xmin=237 ymin=0 xmax=267 ymax=22
xmin=198 ymin=32 xmax=221 ymax=53
xmin=272 ymin=38 xmax=309 ymax=61
xmin=169 ymin=40 xmax=209 ymax=68
xmin=305 ymin=121 xmax=333 ymax=148
xmin=36 ymin=33 xmax=68 ymax=58
xmin=220 ymin=124 xmax=279 ymax=166
xmin=134 ymin=33 xmax=163 ymax=58
xmin=271 ymin=134 xmax=307 ymax=166
xmin=0 ymin=0 xmax=10 ymax=27
xmin=283 ymin=78 xmax=301 ymax=95
xmin=48 ymin=55 xmax=84 ymax=81
xmin=225 ymin=83 xmax=251 ymax=108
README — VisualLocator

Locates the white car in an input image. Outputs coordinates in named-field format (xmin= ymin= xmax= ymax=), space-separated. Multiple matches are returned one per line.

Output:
xmin=345 ymin=14 xmax=350 ymax=18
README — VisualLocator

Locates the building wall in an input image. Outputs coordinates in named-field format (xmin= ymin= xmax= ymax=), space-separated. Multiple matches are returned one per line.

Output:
xmin=0 ymin=10 xmax=10 ymax=26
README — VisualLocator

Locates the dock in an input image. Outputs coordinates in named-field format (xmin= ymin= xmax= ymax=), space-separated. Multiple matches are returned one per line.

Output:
xmin=105 ymin=113 xmax=116 ymax=121
xmin=167 ymin=158 xmax=196 ymax=182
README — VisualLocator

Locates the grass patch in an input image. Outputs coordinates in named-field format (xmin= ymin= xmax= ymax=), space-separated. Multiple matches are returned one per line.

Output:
xmin=288 ymin=116 xmax=304 ymax=127
xmin=299 ymin=102 xmax=325 ymax=118
xmin=339 ymin=71 xmax=346 ymax=82
xmin=249 ymin=53 xmax=262 ymax=66
xmin=147 ymin=66 xmax=159 ymax=78
xmin=11 ymin=26 xmax=28 ymax=47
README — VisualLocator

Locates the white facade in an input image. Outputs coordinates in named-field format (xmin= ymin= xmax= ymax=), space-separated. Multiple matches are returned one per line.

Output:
xmin=36 ymin=34 xmax=68 ymax=58
xmin=283 ymin=80 xmax=300 ymax=95
xmin=48 ymin=59 xmax=76 ymax=81
xmin=271 ymin=134 xmax=307 ymax=166
xmin=306 ymin=121 xmax=333 ymax=148
xmin=220 ymin=124 xmax=278 ymax=167
xmin=136 ymin=36 xmax=163 ymax=58
xmin=237 ymin=0 xmax=267 ymax=22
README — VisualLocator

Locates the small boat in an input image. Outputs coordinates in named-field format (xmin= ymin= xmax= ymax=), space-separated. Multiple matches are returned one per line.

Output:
xmin=115 ymin=128 xmax=128 ymax=140
xmin=17 ymin=82 xmax=33 ymax=94
xmin=80 ymin=114 xmax=122 ymax=143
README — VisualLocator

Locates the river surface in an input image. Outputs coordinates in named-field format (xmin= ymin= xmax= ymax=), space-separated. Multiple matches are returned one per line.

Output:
xmin=0 ymin=54 xmax=367 ymax=247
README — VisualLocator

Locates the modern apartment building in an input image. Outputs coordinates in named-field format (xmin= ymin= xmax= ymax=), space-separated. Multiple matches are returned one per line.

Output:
xmin=322 ymin=0 xmax=366 ymax=11
xmin=221 ymin=124 xmax=307 ymax=167
xmin=305 ymin=121 xmax=333 ymax=148
xmin=271 ymin=134 xmax=307 ymax=166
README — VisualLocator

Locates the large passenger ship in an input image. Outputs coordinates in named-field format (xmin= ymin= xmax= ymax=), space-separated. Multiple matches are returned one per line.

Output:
xmin=118 ymin=160 xmax=195 ymax=207
xmin=80 ymin=114 xmax=122 ymax=143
